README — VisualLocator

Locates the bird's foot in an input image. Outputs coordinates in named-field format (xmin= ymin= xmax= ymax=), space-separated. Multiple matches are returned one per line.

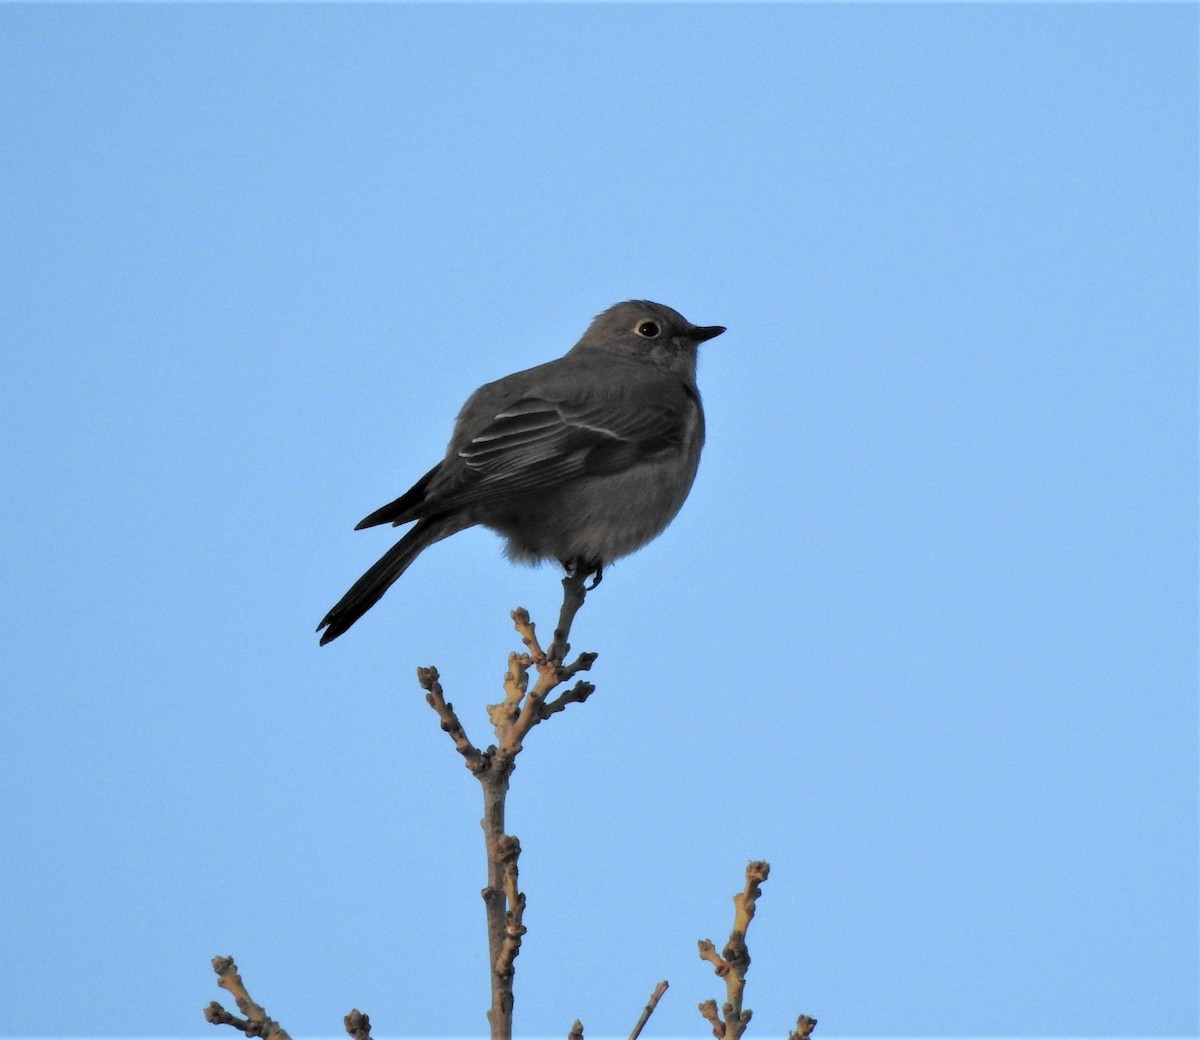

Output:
xmin=563 ymin=557 xmax=604 ymax=590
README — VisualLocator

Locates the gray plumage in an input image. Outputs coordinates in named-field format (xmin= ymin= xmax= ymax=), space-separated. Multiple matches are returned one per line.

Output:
xmin=317 ymin=300 xmax=725 ymax=644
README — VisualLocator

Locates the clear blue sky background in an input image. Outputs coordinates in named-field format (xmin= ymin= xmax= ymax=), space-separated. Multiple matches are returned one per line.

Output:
xmin=1 ymin=4 xmax=1196 ymax=1039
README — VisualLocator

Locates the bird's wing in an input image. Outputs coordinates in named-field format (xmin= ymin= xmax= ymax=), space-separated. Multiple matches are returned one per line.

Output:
xmin=424 ymin=387 xmax=693 ymax=511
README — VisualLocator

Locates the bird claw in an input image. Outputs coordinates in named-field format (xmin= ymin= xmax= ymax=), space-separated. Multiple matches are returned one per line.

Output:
xmin=564 ymin=558 xmax=604 ymax=590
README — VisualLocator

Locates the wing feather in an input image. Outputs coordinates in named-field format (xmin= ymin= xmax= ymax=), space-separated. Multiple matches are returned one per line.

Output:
xmin=423 ymin=390 xmax=690 ymax=511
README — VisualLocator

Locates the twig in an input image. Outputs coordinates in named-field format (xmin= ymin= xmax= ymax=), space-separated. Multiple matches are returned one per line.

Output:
xmin=548 ymin=568 xmax=589 ymax=662
xmin=541 ymin=678 xmax=596 ymax=718
xmin=628 ymin=980 xmax=669 ymax=1040
xmin=204 ymin=956 xmax=291 ymax=1040
xmin=696 ymin=861 xmax=770 ymax=1040
xmin=696 ymin=863 xmax=818 ymax=1040
xmin=417 ymin=666 xmax=490 ymax=776
xmin=420 ymin=576 xmax=598 ymax=1040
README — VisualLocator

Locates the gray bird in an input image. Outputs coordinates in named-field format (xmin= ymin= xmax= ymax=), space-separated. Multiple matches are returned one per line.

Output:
xmin=317 ymin=300 xmax=725 ymax=644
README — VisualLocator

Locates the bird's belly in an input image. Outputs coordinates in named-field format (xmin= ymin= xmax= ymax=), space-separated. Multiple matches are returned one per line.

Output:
xmin=483 ymin=456 xmax=697 ymax=566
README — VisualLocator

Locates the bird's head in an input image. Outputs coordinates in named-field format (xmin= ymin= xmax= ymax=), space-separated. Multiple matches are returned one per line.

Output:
xmin=573 ymin=300 xmax=725 ymax=378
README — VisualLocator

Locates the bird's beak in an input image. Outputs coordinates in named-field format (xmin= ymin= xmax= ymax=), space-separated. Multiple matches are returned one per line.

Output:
xmin=690 ymin=324 xmax=726 ymax=343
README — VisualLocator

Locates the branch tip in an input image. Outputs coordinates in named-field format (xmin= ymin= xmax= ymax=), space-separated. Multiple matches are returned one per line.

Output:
xmin=789 ymin=1014 xmax=819 ymax=1040
xmin=204 ymin=956 xmax=291 ymax=1040
xmin=344 ymin=1009 xmax=373 ymax=1040
xmin=628 ymin=979 xmax=669 ymax=1040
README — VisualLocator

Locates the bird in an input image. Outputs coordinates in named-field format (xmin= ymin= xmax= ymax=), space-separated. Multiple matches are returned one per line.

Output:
xmin=317 ymin=300 xmax=725 ymax=644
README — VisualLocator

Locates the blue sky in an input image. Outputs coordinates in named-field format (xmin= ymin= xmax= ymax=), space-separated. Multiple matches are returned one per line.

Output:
xmin=1 ymin=3 xmax=1196 ymax=1038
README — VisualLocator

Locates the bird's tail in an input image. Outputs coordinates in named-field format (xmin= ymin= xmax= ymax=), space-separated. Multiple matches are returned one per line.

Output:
xmin=317 ymin=515 xmax=468 ymax=645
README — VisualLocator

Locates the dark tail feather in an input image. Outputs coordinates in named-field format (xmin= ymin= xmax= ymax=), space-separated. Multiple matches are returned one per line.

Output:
xmin=317 ymin=515 xmax=466 ymax=645
xmin=355 ymin=463 xmax=440 ymax=530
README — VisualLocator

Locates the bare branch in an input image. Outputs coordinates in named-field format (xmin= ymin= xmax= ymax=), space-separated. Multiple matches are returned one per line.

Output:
xmin=548 ymin=568 xmax=589 ymax=662
xmin=696 ymin=862 xmax=771 ymax=1040
xmin=510 ymin=607 xmax=545 ymax=659
xmin=697 ymin=862 xmax=817 ymax=1040
xmin=204 ymin=957 xmax=291 ymax=1040
xmin=628 ymin=980 xmax=669 ymax=1040
xmin=418 ymin=576 xmax=597 ymax=1040
xmin=417 ymin=666 xmax=490 ymax=775
xmin=541 ymin=678 xmax=596 ymax=718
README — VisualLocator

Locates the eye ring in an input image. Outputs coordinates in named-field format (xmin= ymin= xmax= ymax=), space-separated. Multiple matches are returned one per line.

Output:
xmin=635 ymin=320 xmax=661 ymax=339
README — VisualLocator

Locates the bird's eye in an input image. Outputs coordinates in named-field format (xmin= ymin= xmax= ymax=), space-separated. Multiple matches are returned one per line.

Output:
xmin=635 ymin=320 xmax=661 ymax=339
